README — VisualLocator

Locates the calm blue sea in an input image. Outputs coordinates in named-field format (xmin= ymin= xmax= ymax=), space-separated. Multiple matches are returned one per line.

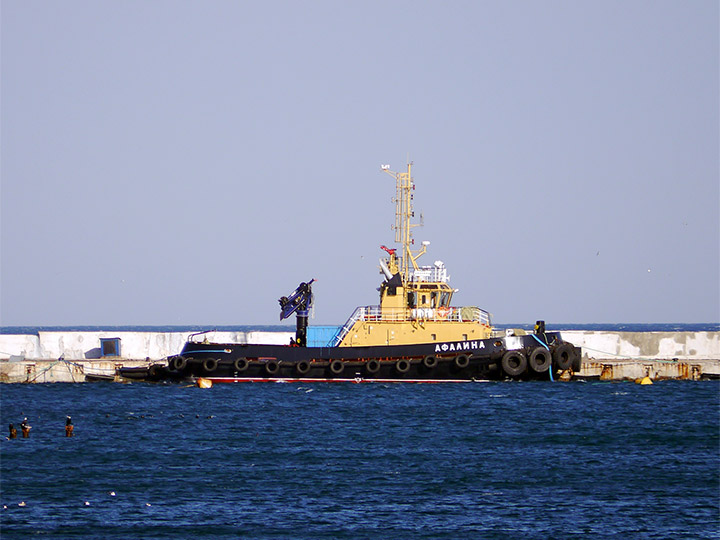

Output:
xmin=1 ymin=381 xmax=718 ymax=539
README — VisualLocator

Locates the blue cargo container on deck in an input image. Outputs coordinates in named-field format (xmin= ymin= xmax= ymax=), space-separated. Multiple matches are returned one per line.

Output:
xmin=306 ymin=326 xmax=342 ymax=347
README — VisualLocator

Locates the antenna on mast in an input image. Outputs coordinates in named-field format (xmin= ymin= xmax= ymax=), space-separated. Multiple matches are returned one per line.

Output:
xmin=381 ymin=161 xmax=426 ymax=279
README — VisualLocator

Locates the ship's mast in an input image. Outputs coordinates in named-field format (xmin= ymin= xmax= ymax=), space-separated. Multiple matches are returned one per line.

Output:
xmin=382 ymin=162 xmax=426 ymax=280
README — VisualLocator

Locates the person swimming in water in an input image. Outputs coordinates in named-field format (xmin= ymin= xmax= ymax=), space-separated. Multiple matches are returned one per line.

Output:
xmin=20 ymin=418 xmax=31 ymax=438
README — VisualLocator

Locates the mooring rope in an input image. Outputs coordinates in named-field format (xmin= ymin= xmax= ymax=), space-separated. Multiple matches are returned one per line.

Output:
xmin=26 ymin=358 xmax=63 ymax=383
xmin=531 ymin=334 xmax=554 ymax=382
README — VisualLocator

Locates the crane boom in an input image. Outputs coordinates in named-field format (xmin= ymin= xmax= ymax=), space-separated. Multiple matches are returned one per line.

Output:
xmin=278 ymin=279 xmax=315 ymax=346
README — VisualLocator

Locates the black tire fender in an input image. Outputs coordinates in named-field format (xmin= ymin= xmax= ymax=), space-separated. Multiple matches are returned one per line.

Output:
xmin=366 ymin=359 xmax=381 ymax=374
xmin=571 ymin=347 xmax=582 ymax=372
xmin=234 ymin=358 xmax=249 ymax=372
xmin=395 ymin=359 xmax=410 ymax=373
xmin=296 ymin=360 xmax=311 ymax=375
xmin=455 ymin=354 xmax=470 ymax=369
xmin=529 ymin=348 xmax=552 ymax=373
xmin=329 ymin=359 xmax=345 ymax=375
xmin=202 ymin=358 xmax=218 ymax=373
xmin=501 ymin=351 xmax=527 ymax=377
xmin=265 ymin=360 xmax=280 ymax=375
xmin=553 ymin=343 xmax=574 ymax=370
xmin=173 ymin=356 xmax=187 ymax=371
xmin=423 ymin=355 xmax=438 ymax=369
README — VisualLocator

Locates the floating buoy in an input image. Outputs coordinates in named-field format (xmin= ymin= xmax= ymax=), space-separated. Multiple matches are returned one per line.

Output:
xmin=636 ymin=376 xmax=653 ymax=385
xmin=196 ymin=378 xmax=213 ymax=389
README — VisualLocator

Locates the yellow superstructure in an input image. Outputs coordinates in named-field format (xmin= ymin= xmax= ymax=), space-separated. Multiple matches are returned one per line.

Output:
xmin=335 ymin=163 xmax=492 ymax=347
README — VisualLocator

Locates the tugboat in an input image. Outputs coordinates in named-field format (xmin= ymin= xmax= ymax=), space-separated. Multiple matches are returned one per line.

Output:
xmin=131 ymin=163 xmax=581 ymax=383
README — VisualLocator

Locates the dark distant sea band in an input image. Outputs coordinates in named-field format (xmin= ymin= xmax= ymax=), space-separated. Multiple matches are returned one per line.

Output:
xmin=1 ymin=323 xmax=718 ymax=335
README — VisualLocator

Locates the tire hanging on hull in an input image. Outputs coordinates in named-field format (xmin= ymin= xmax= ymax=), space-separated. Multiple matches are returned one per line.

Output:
xmin=203 ymin=358 xmax=218 ymax=373
xmin=571 ymin=350 xmax=582 ymax=372
xmin=330 ymin=359 xmax=345 ymax=375
xmin=395 ymin=359 xmax=410 ymax=373
xmin=265 ymin=360 xmax=280 ymax=375
xmin=455 ymin=354 xmax=470 ymax=369
xmin=528 ymin=348 xmax=552 ymax=373
xmin=422 ymin=356 xmax=438 ymax=369
xmin=553 ymin=344 xmax=574 ymax=370
xmin=501 ymin=351 xmax=527 ymax=377
xmin=366 ymin=359 xmax=381 ymax=374
xmin=234 ymin=358 xmax=249 ymax=372
xmin=296 ymin=360 xmax=311 ymax=375
xmin=173 ymin=356 xmax=187 ymax=371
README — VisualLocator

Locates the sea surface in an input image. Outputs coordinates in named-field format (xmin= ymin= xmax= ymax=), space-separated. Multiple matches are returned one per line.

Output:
xmin=1 ymin=380 xmax=718 ymax=539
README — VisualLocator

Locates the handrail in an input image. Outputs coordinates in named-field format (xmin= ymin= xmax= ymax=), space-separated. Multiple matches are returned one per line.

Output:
xmin=329 ymin=306 xmax=491 ymax=346
xmin=329 ymin=307 xmax=365 ymax=347
xmin=360 ymin=306 xmax=490 ymax=324
xmin=187 ymin=330 xmax=216 ymax=343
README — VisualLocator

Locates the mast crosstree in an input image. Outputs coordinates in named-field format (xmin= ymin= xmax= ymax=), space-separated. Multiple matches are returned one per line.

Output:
xmin=381 ymin=162 xmax=426 ymax=279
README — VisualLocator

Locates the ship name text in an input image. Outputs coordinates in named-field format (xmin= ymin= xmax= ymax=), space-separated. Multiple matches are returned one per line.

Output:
xmin=435 ymin=340 xmax=486 ymax=353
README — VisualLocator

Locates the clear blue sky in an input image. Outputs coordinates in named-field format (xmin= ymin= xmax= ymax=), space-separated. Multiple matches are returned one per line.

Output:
xmin=1 ymin=0 xmax=718 ymax=326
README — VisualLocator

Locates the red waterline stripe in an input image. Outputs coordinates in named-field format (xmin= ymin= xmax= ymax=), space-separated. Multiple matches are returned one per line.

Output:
xmin=205 ymin=377 xmax=486 ymax=384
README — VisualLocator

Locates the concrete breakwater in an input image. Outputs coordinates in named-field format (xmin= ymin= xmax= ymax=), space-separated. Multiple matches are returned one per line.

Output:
xmin=559 ymin=331 xmax=719 ymax=381
xmin=0 ymin=330 xmax=718 ymax=383
xmin=0 ymin=330 xmax=293 ymax=384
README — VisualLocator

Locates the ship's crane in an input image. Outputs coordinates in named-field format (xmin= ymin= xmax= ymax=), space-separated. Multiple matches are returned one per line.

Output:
xmin=278 ymin=279 xmax=315 ymax=347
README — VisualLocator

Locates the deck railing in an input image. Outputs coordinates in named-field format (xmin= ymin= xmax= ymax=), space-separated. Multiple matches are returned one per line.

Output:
xmin=329 ymin=306 xmax=491 ymax=346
